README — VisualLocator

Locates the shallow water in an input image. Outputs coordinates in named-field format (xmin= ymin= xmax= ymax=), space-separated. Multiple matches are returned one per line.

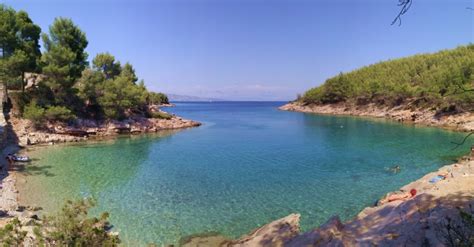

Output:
xmin=18 ymin=102 xmax=472 ymax=245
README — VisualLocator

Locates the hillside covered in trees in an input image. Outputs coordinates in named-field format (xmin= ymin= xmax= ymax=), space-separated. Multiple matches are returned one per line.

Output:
xmin=300 ymin=45 xmax=474 ymax=112
xmin=0 ymin=4 xmax=169 ymax=125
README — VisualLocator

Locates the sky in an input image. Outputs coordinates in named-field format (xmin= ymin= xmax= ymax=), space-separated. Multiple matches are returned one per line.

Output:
xmin=3 ymin=0 xmax=473 ymax=101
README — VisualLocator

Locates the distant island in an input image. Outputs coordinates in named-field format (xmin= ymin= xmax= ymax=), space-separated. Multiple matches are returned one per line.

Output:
xmin=167 ymin=93 xmax=226 ymax=102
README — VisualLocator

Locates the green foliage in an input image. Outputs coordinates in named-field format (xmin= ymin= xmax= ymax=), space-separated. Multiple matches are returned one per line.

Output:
xmin=320 ymin=72 xmax=353 ymax=103
xmin=0 ymin=5 xmax=40 ymax=59
xmin=42 ymin=17 xmax=88 ymax=79
xmin=120 ymin=62 xmax=138 ymax=83
xmin=0 ymin=218 xmax=27 ymax=246
xmin=0 ymin=4 xmax=41 ymax=90
xmin=14 ymin=10 xmax=42 ymax=73
xmin=0 ymin=4 xmax=17 ymax=58
xmin=8 ymin=91 xmax=30 ymax=115
xmin=76 ymin=68 xmax=105 ymax=104
xmin=43 ymin=198 xmax=120 ymax=246
xmin=0 ymin=199 xmax=120 ymax=246
xmin=1 ymin=50 xmax=28 ymax=89
xmin=44 ymin=106 xmax=75 ymax=122
xmin=150 ymin=111 xmax=172 ymax=119
xmin=301 ymin=45 xmax=474 ymax=110
xmin=98 ymin=75 xmax=147 ymax=119
xmin=3 ymin=5 xmax=169 ymax=122
xmin=41 ymin=17 xmax=88 ymax=106
xmin=147 ymin=92 xmax=169 ymax=105
xmin=92 ymin=52 xmax=121 ymax=80
xmin=23 ymin=101 xmax=45 ymax=125
xmin=41 ymin=43 xmax=76 ymax=90
xmin=78 ymin=53 xmax=167 ymax=120
xmin=23 ymin=102 xmax=75 ymax=124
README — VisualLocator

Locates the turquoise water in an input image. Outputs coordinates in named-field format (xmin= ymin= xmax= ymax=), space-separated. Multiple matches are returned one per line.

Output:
xmin=19 ymin=102 xmax=472 ymax=246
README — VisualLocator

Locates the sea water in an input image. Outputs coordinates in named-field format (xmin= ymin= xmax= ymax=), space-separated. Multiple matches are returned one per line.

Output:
xmin=18 ymin=102 xmax=472 ymax=245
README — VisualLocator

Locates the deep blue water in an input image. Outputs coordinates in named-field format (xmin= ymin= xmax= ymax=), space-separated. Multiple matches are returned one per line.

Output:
xmin=21 ymin=101 xmax=472 ymax=245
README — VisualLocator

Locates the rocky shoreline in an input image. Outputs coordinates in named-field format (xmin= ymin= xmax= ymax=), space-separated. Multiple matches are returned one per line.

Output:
xmin=280 ymin=101 xmax=474 ymax=132
xmin=0 ymin=143 xmax=45 ymax=245
xmin=11 ymin=113 xmax=201 ymax=146
xmin=184 ymin=156 xmax=474 ymax=246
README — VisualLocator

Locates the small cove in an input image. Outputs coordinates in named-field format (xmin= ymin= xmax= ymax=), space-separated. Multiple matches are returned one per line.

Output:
xmin=17 ymin=102 xmax=472 ymax=246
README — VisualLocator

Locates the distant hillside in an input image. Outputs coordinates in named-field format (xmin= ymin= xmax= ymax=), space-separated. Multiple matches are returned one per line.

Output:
xmin=167 ymin=94 xmax=225 ymax=102
xmin=300 ymin=45 xmax=474 ymax=111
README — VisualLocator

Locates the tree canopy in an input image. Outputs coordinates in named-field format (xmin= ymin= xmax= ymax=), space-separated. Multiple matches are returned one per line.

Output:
xmin=0 ymin=5 xmax=41 ymax=90
xmin=92 ymin=52 xmax=121 ymax=80
xmin=0 ymin=4 xmax=169 ymax=122
xmin=300 ymin=45 xmax=474 ymax=112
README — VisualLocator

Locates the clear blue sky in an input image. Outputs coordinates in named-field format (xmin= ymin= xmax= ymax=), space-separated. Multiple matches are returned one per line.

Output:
xmin=4 ymin=0 xmax=473 ymax=100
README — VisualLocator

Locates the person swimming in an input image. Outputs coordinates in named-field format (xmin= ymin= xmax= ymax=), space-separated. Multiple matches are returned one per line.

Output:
xmin=386 ymin=165 xmax=401 ymax=174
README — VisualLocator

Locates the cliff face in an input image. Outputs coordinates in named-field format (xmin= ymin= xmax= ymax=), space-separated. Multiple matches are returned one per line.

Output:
xmin=280 ymin=101 xmax=474 ymax=132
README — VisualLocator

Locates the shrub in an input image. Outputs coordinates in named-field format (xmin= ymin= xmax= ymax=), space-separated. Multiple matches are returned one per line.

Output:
xmin=44 ymin=106 xmax=75 ymax=122
xmin=23 ymin=103 xmax=75 ymax=124
xmin=150 ymin=111 xmax=172 ymax=119
xmin=0 ymin=218 xmax=27 ymax=246
xmin=103 ymin=107 xmax=121 ymax=120
xmin=302 ymin=87 xmax=325 ymax=104
xmin=147 ymin=92 xmax=169 ymax=105
xmin=23 ymin=101 xmax=45 ymax=126
xmin=43 ymin=198 xmax=120 ymax=246
xmin=0 ymin=199 xmax=121 ymax=246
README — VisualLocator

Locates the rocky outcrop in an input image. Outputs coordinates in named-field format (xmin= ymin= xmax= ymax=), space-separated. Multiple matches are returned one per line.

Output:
xmin=285 ymin=216 xmax=344 ymax=246
xmin=230 ymin=214 xmax=301 ymax=247
xmin=182 ymin=214 xmax=301 ymax=247
xmin=280 ymin=102 xmax=474 ymax=132
xmin=11 ymin=114 xmax=201 ymax=146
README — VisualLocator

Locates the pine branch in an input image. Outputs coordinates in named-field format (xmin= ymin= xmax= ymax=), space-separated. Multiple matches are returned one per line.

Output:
xmin=451 ymin=132 xmax=474 ymax=150
xmin=392 ymin=0 xmax=413 ymax=26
